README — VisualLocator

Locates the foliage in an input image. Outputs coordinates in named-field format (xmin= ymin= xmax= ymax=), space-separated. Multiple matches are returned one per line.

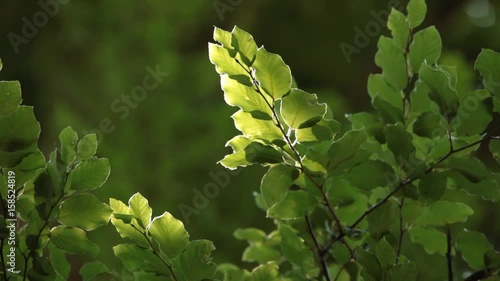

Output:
xmin=1 ymin=0 xmax=500 ymax=280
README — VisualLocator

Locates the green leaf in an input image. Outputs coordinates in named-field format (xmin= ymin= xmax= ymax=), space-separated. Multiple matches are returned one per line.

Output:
xmin=418 ymin=172 xmax=447 ymax=203
xmin=49 ymin=243 xmax=70 ymax=280
xmin=267 ymin=191 xmax=318 ymax=219
xmin=456 ymin=229 xmax=493 ymax=270
xmin=384 ymin=123 xmax=416 ymax=169
xmin=367 ymin=199 xmax=398 ymax=240
xmin=491 ymin=140 xmax=500 ymax=164
xmin=375 ymin=36 xmax=407 ymax=91
xmin=375 ymin=238 xmax=396 ymax=270
xmin=77 ymin=134 xmax=98 ymax=161
xmin=67 ymin=158 xmax=111 ymax=191
xmin=58 ymin=193 xmax=112 ymax=231
xmin=356 ymin=247 xmax=383 ymax=280
xmin=0 ymin=81 xmax=22 ymax=116
xmin=213 ymin=26 xmax=233 ymax=48
xmin=0 ymin=106 xmax=40 ymax=167
xmin=388 ymin=8 xmax=410 ymax=50
xmin=242 ymin=244 xmax=281 ymax=264
xmin=27 ymin=257 xmax=58 ymax=281
xmin=234 ymin=228 xmax=267 ymax=243
xmin=148 ymin=211 xmax=189 ymax=259
xmin=475 ymin=49 xmax=500 ymax=97
xmin=409 ymin=26 xmax=442 ymax=73
xmin=219 ymin=136 xmax=254 ymax=169
xmin=179 ymin=240 xmax=217 ymax=280
xmin=452 ymin=90 xmax=491 ymax=136
xmin=232 ymin=111 xmax=282 ymax=142
xmin=129 ymin=192 xmax=153 ymax=229
xmin=261 ymin=164 xmax=298 ymax=207
xmin=346 ymin=160 xmax=393 ymax=191
xmin=49 ymin=226 xmax=99 ymax=256
xmin=209 ymin=43 xmax=247 ymax=76
xmin=388 ymin=262 xmax=417 ymax=281
xmin=416 ymin=201 xmax=473 ymax=226
xmin=221 ymin=75 xmax=272 ymax=116
xmin=59 ymin=127 xmax=78 ymax=165
xmin=367 ymin=74 xmax=402 ymax=109
xmin=409 ymin=225 xmax=447 ymax=255
xmin=407 ymin=0 xmax=427 ymax=28
xmin=280 ymin=89 xmax=326 ymax=129
xmin=231 ymin=26 xmax=258 ymax=66
xmin=113 ymin=243 xmax=170 ymax=276
xmin=420 ymin=63 xmax=459 ymax=117
xmin=279 ymin=224 xmax=315 ymax=273
xmin=109 ymin=198 xmax=149 ymax=247
xmin=244 ymin=142 xmax=283 ymax=165
xmin=328 ymin=130 xmax=366 ymax=169
xmin=413 ymin=111 xmax=446 ymax=138
xmin=296 ymin=118 xmax=340 ymax=144
xmin=249 ymin=262 xmax=283 ymax=281
xmin=5 ymin=149 xmax=45 ymax=189
xmin=80 ymin=261 xmax=110 ymax=281
xmin=253 ymin=47 xmax=292 ymax=99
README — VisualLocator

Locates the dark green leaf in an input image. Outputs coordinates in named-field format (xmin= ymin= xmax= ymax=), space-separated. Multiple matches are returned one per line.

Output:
xmin=49 ymin=226 xmax=99 ymax=256
xmin=179 ymin=240 xmax=217 ymax=280
xmin=67 ymin=158 xmax=111 ymax=191
xmin=0 ymin=81 xmax=22 ymax=116
xmin=267 ymin=191 xmax=318 ymax=219
xmin=58 ymin=193 xmax=112 ymax=231
xmin=261 ymin=164 xmax=298 ymax=207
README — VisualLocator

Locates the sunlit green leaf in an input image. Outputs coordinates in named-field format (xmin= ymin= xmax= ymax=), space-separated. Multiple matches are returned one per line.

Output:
xmin=409 ymin=26 xmax=441 ymax=73
xmin=129 ymin=192 xmax=153 ymax=229
xmin=148 ymin=211 xmax=189 ymax=259
xmin=253 ymin=47 xmax=292 ymax=99
xmin=280 ymin=89 xmax=326 ymax=129
xmin=231 ymin=26 xmax=258 ymax=66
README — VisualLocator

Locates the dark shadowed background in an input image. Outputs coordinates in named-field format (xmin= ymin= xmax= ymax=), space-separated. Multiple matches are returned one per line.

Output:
xmin=1 ymin=0 xmax=499 ymax=280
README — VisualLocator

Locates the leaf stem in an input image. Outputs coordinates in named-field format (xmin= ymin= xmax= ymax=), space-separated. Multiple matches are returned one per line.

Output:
xmin=446 ymin=226 xmax=454 ymax=281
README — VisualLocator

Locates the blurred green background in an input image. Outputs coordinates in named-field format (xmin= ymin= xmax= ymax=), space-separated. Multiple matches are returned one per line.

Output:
xmin=1 ymin=0 xmax=500 ymax=280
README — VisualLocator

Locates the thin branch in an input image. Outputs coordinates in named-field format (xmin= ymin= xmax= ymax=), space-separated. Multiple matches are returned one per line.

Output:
xmin=324 ymin=135 xmax=498 ymax=252
xmin=396 ymin=198 xmax=406 ymax=262
xmin=131 ymin=224 xmax=178 ymax=281
xmin=305 ymin=216 xmax=331 ymax=281
xmin=447 ymin=227 xmax=454 ymax=281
